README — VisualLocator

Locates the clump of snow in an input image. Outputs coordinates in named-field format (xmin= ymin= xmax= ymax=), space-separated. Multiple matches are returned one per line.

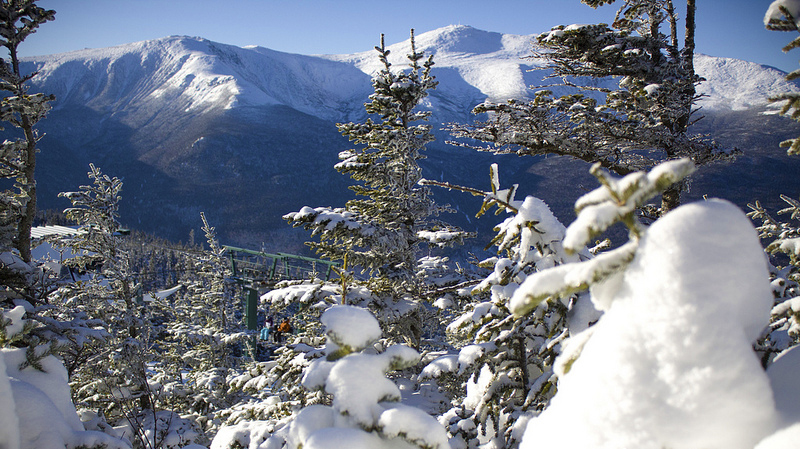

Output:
xmin=644 ymin=83 xmax=661 ymax=96
xmin=211 ymin=419 xmax=286 ymax=449
xmin=419 ymin=354 xmax=458 ymax=378
xmin=324 ymin=352 xmax=403 ymax=426
xmin=284 ymin=206 xmax=368 ymax=233
xmin=520 ymin=199 xmax=779 ymax=449
xmin=2 ymin=306 xmax=26 ymax=339
xmin=417 ymin=229 xmax=462 ymax=244
xmin=2 ymin=347 xmax=130 ymax=449
xmin=541 ymin=28 xmax=564 ymax=43
xmin=767 ymin=345 xmax=800 ymax=423
xmin=419 ymin=342 xmax=496 ymax=380
xmin=321 ymin=305 xmax=381 ymax=350
xmin=756 ymin=423 xmax=800 ymax=449
xmin=262 ymin=280 xmax=342 ymax=309
xmin=447 ymin=301 xmax=496 ymax=331
xmin=777 ymin=236 xmax=800 ymax=258
xmin=281 ymin=305 xmax=449 ymax=449
xmin=378 ymin=403 xmax=450 ymax=448
xmin=464 ymin=365 xmax=494 ymax=411
xmin=765 ymin=0 xmax=800 ymax=26
xmin=0 ymin=348 xmax=20 ymax=449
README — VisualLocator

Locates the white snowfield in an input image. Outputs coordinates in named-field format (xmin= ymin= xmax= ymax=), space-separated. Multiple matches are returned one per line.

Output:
xmin=24 ymin=25 xmax=799 ymax=127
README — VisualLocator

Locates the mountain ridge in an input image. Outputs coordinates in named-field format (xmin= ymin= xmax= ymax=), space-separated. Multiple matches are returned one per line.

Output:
xmin=26 ymin=26 xmax=800 ymax=120
xmin=14 ymin=25 xmax=800 ymax=251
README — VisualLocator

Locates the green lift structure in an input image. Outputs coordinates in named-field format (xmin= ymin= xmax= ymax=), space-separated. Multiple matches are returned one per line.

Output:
xmin=223 ymin=245 xmax=339 ymax=331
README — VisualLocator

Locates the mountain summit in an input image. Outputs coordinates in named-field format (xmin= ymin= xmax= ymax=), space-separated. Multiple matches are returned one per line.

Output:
xmin=17 ymin=26 xmax=800 ymax=249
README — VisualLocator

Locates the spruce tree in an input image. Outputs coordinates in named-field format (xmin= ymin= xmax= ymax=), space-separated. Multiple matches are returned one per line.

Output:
xmin=765 ymin=0 xmax=800 ymax=154
xmin=422 ymin=165 xmax=604 ymax=448
xmin=449 ymin=0 xmax=723 ymax=215
xmin=424 ymin=167 xmax=585 ymax=448
xmin=748 ymin=196 xmax=800 ymax=367
xmin=0 ymin=0 xmax=55 ymax=262
xmin=745 ymin=1 xmax=800 ymax=366
xmin=286 ymin=30 xmax=465 ymax=347
xmin=58 ymin=166 xmax=152 ymax=432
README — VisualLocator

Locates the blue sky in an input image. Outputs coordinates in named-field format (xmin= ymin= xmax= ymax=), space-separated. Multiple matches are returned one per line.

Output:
xmin=19 ymin=0 xmax=800 ymax=73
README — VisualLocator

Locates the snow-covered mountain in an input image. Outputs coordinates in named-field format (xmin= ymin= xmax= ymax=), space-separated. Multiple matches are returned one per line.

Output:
xmin=17 ymin=25 xmax=800 ymax=250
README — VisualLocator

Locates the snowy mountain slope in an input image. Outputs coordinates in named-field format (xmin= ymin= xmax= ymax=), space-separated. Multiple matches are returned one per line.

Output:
xmin=15 ymin=25 xmax=800 ymax=249
xmin=694 ymin=53 xmax=798 ymax=111
xmin=27 ymin=26 xmax=799 ymax=124
xmin=31 ymin=36 xmax=373 ymax=121
xmin=326 ymin=26 xmax=541 ymax=105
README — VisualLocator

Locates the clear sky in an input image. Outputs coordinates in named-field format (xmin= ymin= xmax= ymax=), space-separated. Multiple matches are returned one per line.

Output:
xmin=17 ymin=0 xmax=800 ymax=73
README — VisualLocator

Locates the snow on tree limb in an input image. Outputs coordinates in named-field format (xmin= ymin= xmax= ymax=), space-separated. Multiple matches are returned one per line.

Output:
xmin=566 ymin=158 xmax=696 ymax=251
xmin=510 ymin=158 xmax=695 ymax=318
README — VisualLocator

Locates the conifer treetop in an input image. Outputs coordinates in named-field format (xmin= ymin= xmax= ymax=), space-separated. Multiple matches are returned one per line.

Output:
xmin=449 ymin=0 xmax=717 ymax=215
xmin=0 ymin=0 xmax=55 ymax=55
xmin=765 ymin=0 xmax=800 ymax=154
xmin=288 ymin=29 xmax=464 ymax=278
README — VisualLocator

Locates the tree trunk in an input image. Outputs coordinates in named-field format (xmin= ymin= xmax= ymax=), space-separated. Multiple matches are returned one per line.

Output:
xmin=666 ymin=0 xmax=679 ymax=54
xmin=9 ymin=43 xmax=38 ymax=263
xmin=662 ymin=0 xmax=697 ymax=215
xmin=516 ymin=335 xmax=530 ymax=399
xmin=17 ymin=118 xmax=37 ymax=263
xmin=661 ymin=183 xmax=682 ymax=214
xmin=679 ymin=0 xmax=697 ymax=132
xmin=684 ymin=0 xmax=696 ymax=58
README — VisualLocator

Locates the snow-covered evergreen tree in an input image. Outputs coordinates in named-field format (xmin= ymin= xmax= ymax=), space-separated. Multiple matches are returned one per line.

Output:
xmin=53 ymin=166 xmax=204 ymax=448
xmin=56 ymin=165 xmax=142 ymax=360
xmin=285 ymin=30 xmax=466 ymax=347
xmin=56 ymin=165 xmax=146 ymax=428
xmin=212 ymin=305 xmax=449 ymax=449
xmin=749 ymin=196 xmax=800 ymax=367
xmin=421 ymin=164 xmax=601 ymax=448
xmin=449 ymin=0 xmax=724 ymax=215
xmin=744 ymin=0 xmax=800 ymax=367
xmin=0 ymin=0 xmax=55 ymax=263
xmin=765 ymin=0 xmax=800 ymax=155
xmin=420 ymin=166 xmax=576 ymax=448
xmin=0 ymin=0 xmax=55 ymax=311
